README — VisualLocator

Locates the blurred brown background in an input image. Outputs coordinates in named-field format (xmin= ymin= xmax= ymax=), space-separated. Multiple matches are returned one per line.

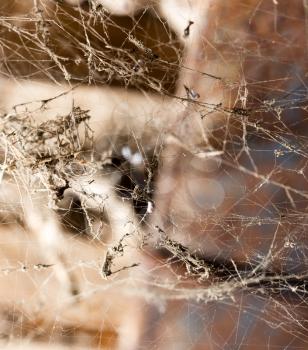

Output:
xmin=0 ymin=1 xmax=307 ymax=349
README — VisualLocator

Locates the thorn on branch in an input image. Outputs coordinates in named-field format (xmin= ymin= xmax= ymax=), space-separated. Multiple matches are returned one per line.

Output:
xmin=184 ymin=85 xmax=200 ymax=100
xmin=183 ymin=20 xmax=194 ymax=38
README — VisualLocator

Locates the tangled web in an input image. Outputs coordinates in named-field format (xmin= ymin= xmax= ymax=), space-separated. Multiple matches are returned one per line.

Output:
xmin=0 ymin=0 xmax=307 ymax=349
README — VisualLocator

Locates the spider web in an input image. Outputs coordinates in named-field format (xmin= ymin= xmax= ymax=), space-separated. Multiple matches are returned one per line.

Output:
xmin=0 ymin=0 xmax=307 ymax=349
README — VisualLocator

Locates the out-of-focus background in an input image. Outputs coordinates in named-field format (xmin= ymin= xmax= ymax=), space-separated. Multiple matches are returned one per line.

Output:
xmin=0 ymin=1 xmax=307 ymax=349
